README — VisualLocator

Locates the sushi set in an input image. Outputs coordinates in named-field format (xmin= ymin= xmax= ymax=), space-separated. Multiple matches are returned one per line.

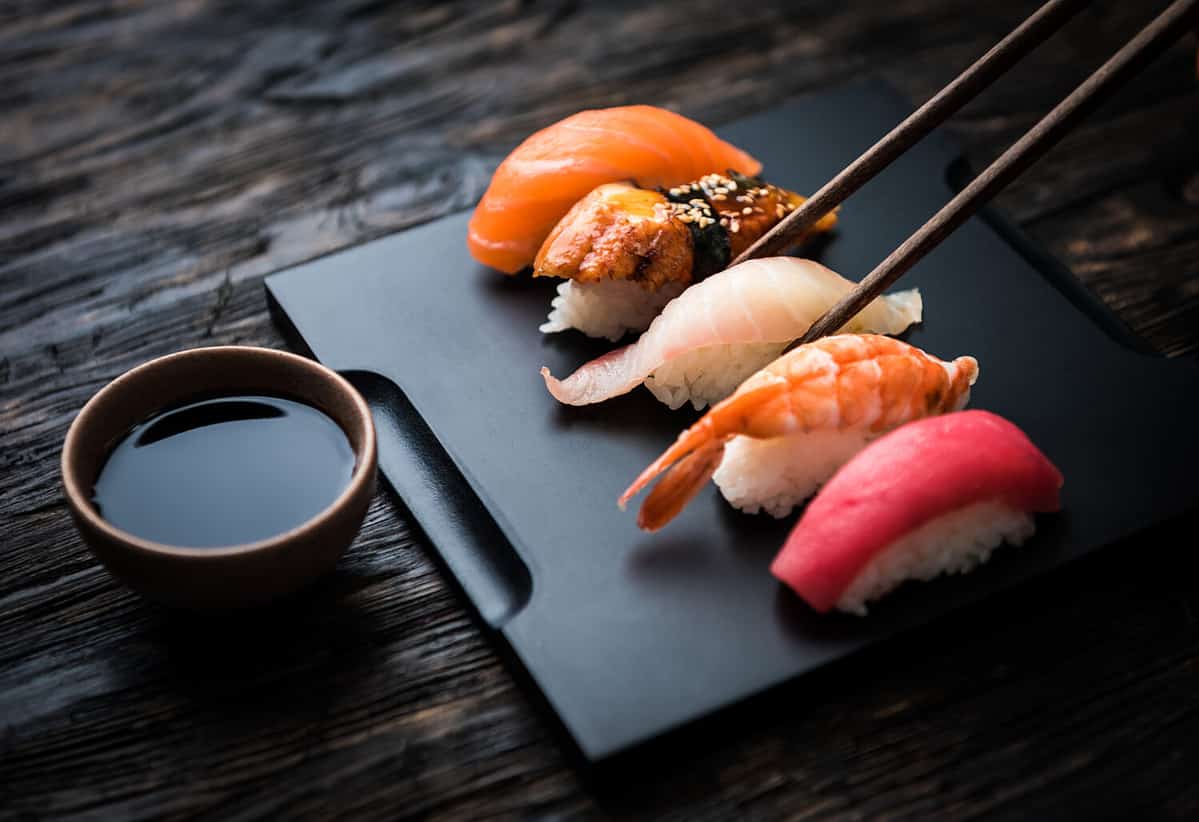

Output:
xmin=266 ymin=81 xmax=1199 ymax=762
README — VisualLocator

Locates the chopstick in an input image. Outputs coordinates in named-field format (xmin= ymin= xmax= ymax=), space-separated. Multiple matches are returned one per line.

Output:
xmin=791 ymin=0 xmax=1199 ymax=347
xmin=732 ymin=0 xmax=1095 ymax=266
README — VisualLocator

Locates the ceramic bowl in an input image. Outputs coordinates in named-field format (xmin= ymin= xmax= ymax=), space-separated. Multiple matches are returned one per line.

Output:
xmin=61 ymin=346 xmax=377 ymax=609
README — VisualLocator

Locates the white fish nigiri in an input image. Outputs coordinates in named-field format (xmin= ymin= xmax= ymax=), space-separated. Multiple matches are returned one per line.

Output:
xmin=540 ymin=257 xmax=922 ymax=409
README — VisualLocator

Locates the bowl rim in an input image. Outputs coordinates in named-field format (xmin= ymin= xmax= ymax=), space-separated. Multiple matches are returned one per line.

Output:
xmin=60 ymin=345 xmax=377 ymax=559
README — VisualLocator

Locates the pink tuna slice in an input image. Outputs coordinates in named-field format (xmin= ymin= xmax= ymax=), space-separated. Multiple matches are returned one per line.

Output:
xmin=770 ymin=410 xmax=1063 ymax=613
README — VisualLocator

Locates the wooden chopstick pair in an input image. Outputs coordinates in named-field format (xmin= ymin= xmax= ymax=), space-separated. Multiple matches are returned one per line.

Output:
xmin=742 ymin=0 xmax=1199 ymax=348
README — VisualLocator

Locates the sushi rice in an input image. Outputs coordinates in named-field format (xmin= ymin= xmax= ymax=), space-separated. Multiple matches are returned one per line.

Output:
xmin=837 ymin=502 xmax=1035 ymax=615
xmin=713 ymin=429 xmax=874 ymax=517
xmin=540 ymin=280 xmax=685 ymax=342
xmin=644 ymin=341 xmax=790 ymax=410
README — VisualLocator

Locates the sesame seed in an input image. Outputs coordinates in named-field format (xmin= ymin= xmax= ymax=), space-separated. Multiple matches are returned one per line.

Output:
xmin=712 ymin=193 xmax=726 ymax=201
xmin=678 ymin=213 xmax=693 ymax=223
xmin=742 ymin=206 xmax=753 ymax=215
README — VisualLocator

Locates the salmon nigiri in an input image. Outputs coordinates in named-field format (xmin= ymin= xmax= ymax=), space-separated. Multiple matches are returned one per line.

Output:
xmin=467 ymin=106 xmax=761 ymax=274
xmin=772 ymin=411 xmax=1062 ymax=615
xmin=541 ymin=258 xmax=920 ymax=409
xmin=618 ymin=335 xmax=979 ymax=531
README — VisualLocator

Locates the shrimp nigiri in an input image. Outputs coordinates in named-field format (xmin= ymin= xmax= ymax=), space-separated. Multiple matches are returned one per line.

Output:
xmin=536 ymin=174 xmax=835 ymax=341
xmin=772 ymin=411 xmax=1063 ymax=615
xmin=619 ymin=335 xmax=979 ymax=531
xmin=468 ymin=106 xmax=761 ymax=274
xmin=541 ymin=258 xmax=920 ymax=409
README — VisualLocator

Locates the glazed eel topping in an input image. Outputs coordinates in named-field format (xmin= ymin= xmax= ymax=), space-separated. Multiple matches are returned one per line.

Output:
xmin=533 ymin=172 xmax=835 ymax=290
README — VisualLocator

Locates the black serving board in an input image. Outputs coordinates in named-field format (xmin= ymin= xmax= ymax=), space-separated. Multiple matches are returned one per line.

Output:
xmin=266 ymin=81 xmax=1199 ymax=764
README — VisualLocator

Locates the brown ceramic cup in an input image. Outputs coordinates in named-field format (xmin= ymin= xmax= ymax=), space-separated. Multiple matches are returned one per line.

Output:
xmin=61 ymin=346 xmax=377 ymax=609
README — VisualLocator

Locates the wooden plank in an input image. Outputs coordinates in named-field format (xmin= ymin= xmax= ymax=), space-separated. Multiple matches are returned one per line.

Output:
xmin=2 ymin=0 xmax=1198 ymax=818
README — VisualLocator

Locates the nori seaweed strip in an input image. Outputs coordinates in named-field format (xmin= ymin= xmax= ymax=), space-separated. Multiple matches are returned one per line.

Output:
xmin=659 ymin=187 xmax=730 ymax=279
xmin=728 ymin=170 xmax=766 ymax=191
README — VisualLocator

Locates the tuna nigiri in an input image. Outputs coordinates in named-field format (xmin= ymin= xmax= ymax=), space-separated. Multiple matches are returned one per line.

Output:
xmin=771 ymin=410 xmax=1063 ymax=615
xmin=542 ymin=258 xmax=922 ymax=410
xmin=468 ymin=106 xmax=762 ymax=274
xmin=619 ymin=335 xmax=979 ymax=531
xmin=536 ymin=174 xmax=835 ymax=341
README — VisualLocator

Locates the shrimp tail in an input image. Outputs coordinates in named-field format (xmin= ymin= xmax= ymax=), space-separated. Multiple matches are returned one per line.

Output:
xmin=635 ymin=440 xmax=726 ymax=532
xmin=618 ymin=423 xmax=714 ymax=510
xmin=618 ymin=376 xmax=786 ymax=517
xmin=618 ymin=376 xmax=788 ymax=511
xmin=944 ymin=356 xmax=980 ymax=412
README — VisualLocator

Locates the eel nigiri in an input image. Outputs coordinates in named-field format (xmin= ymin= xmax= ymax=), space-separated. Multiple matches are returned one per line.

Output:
xmin=536 ymin=174 xmax=836 ymax=341
xmin=619 ymin=335 xmax=979 ymax=531
xmin=541 ymin=258 xmax=920 ymax=409
xmin=468 ymin=106 xmax=761 ymax=274
xmin=771 ymin=410 xmax=1063 ymax=615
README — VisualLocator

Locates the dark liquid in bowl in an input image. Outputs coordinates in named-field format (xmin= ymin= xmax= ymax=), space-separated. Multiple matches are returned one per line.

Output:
xmin=91 ymin=395 xmax=356 ymax=548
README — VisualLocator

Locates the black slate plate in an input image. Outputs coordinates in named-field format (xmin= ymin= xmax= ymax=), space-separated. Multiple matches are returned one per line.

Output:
xmin=265 ymin=81 xmax=1199 ymax=764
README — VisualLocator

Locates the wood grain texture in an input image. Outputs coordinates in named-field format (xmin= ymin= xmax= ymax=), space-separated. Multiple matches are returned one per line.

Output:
xmin=735 ymin=0 xmax=1094 ymax=267
xmin=1 ymin=1 xmax=1197 ymax=819
xmin=798 ymin=0 xmax=1199 ymax=345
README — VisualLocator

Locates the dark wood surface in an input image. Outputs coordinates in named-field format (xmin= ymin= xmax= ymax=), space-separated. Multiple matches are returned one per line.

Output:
xmin=2 ymin=1 xmax=1197 ymax=819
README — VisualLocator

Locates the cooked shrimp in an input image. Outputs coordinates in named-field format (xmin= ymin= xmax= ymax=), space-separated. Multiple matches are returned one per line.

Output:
xmin=618 ymin=334 xmax=980 ymax=532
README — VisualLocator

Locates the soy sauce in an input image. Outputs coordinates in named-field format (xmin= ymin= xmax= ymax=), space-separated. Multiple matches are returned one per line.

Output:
xmin=91 ymin=395 xmax=355 ymax=548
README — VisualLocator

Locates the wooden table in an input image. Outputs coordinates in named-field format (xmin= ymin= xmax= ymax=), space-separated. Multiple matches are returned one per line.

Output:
xmin=3 ymin=1 xmax=1198 ymax=818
